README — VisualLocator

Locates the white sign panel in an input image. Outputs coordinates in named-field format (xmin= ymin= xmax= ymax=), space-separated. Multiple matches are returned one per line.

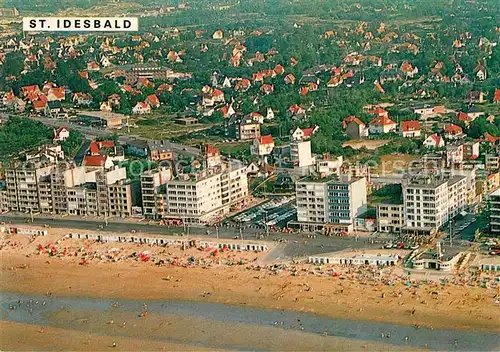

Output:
xmin=23 ymin=17 xmax=138 ymax=32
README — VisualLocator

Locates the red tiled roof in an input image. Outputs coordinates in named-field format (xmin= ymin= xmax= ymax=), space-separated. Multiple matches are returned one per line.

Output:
xmin=32 ymin=100 xmax=46 ymax=109
xmin=484 ymin=132 xmax=500 ymax=144
xmin=369 ymin=115 xmax=396 ymax=126
xmin=343 ymin=115 xmax=365 ymax=128
xmin=457 ymin=111 xmax=470 ymax=122
xmin=258 ymin=135 xmax=274 ymax=145
xmin=274 ymin=64 xmax=284 ymax=75
xmin=84 ymin=155 xmax=107 ymax=167
xmin=368 ymin=107 xmax=388 ymax=116
xmin=430 ymin=134 xmax=442 ymax=145
xmin=49 ymin=87 xmax=65 ymax=100
xmin=445 ymin=124 xmax=463 ymax=134
xmin=301 ymin=127 xmax=316 ymax=137
xmin=146 ymin=94 xmax=160 ymax=107
xmin=205 ymin=144 xmax=219 ymax=155
xmin=401 ymin=120 xmax=420 ymax=132
xmin=494 ymin=89 xmax=500 ymax=103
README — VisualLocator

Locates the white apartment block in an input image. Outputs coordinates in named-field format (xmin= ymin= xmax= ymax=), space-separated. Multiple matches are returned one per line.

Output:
xmin=402 ymin=175 xmax=467 ymax=235
xmin=3 ymin=159 xmax=133 ymax=217
xmin=291 ymin=141 xmax=314 ymax=167
xmin=377 ymin=203 xmax=404 ymax=233
xmin=294 ymin=174 xmax=367 ymax=232
xmin=141 ymin=168 xmax=172 ymax=218
xmin=165 ymin=163 xmax=248 ymax=223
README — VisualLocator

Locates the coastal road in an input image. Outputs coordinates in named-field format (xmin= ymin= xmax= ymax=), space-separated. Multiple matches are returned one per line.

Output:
xmin=0 ymin=214 xmax=382 ymax=259
xmin=24 ymin=116 xmax=201 ymax=157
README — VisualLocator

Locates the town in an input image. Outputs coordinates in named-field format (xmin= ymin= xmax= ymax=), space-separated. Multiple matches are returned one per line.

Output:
xmin=0 ymin=0 xmax=499 ymax=350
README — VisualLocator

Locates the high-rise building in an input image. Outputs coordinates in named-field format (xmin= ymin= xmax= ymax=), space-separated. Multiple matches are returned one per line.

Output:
xmin=141 ymin=167 xmax=172 ymax=218
xmin=489 ymin=189 xmax=500 ymax=237
xmin=164 ymin=162 xmax=248 ymax=223
xmin=402 ymin=174 xmax=467 ymax=235
xmin=294 ymin=174 xmax=367 ymax=232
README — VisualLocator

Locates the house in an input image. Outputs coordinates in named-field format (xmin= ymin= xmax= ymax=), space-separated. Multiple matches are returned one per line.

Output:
xmin=212 ymin=30 xmax=224 ymax=39
xmin=234 ymin=78 xmax=251 ymax=92
xmin=343 ymin=116 xmax=368 ymax=139
xmin=291 ymin=126 xmax=319 ymax=141
xmin=87 ymin=61 xmax=100 ymax=71
xmin=484 ymin=132 xmax=500 ymax=146
xmin=53 ymin=127 xmax=70 ymax=142
xmin=132 ymin=102 xmax=151 ymax=115
xmin=274 ymin=64 xmax=284 ymax=75
xmin=260 ymin=84 xmax=274 ymax=95
xmin=246 ymin=162 xmax=259 ymax=175
xmin=288 ymin=104 xmax=306 ymax=119
xmin=266 ymin=107 xmax=275 ymax=120
xmin=463 ymin=141 xmax=480 ymax=160
xmin=444 ymin=124 xmax=465 ymax=140
xmin=21 ymin=85 xmax=41 ymax=98
xmin=494 ymin=89 xmax=500 ymax=104
xmin=474 ymin=62 xmax=487 ymax=81
xmin=467 ymin=90 xmax=485 ymax=104
xmin=147 ymin=140 xmax=173 ymax=161
xmin=100 ymin=101 xmax=113 ymax=112
xmin=45 ymin=101 xmax=66 ymax=118
xmin=84 ymin=155 xmax=113 ymax=169
xmin=248 ymin=112 xmax=264 ymax=124
xmin=400 ymin=61 xmax=419 ymax=78
xmin=327 ymin=76 xmax=343 ymax=88
xmin=400 ymin=120 xmax=421 ymax=138
xmin=11 ymin=98 xmax=26 ymax=113
xmin=423 ymin=134 xmax=445 ymax=149
xmin=72 ymin=92 xmax=92 ymax=106
xmin=284 ymin=74 xmax=296 ymax=85
xmin=32 ymin=99 xmax=47 ymax=113
xmin=252 ymin=135 xmax=275 ymax=156
xmin=47 ymin=87 xmax=65 ymax=101
xmin=220 ymin=104 xmax=235 ymax=118
xmin=466 ymin=105 xmax=485 ymax=120
xmin=146 ymin=94 xmax=160 ymax=108
xmin=368 ymin=115 xmax=397 ymax=134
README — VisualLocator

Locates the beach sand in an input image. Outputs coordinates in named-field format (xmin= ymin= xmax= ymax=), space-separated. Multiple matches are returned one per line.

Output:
xmin=1 ymin=227 xmax=499 ymax=335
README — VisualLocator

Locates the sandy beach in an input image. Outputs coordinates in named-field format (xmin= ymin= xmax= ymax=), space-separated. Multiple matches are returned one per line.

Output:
xmin=1 ymin=227 xmax=499 ymax=335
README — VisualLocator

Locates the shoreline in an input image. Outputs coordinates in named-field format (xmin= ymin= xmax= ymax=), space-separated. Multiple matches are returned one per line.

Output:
xmin=2 ymin=252 xmax=499 ymax=333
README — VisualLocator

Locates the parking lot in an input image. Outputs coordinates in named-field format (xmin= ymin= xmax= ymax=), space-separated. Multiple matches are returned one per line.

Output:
xmin=226 ymin=196 xmax=297 ymax=230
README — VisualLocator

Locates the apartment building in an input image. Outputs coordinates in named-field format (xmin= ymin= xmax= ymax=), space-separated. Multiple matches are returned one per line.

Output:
xmin=377 ymin=203 xmax=404 ymax=233
xmin=164 ymin=162 xmax=248 ymax=223
xmin=3 ymin=159 xmax=133 ymax=217
xmin=485 ymin=154 xmax=499 ymax=171
xmin=293 ymin=174 xmax=367 ymax=232
xmin=141 ymin=167 xmax=172 ymax=218
xmin=402 ymin=174 xmax=467 ymax=235
xmin=489 ymin=189 xmax=500 ymax=236
xmin=290 ymin=140 xmax=314 ymax=167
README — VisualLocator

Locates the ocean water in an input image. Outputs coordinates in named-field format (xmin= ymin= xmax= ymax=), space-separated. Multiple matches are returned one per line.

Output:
xmin=1 ymin=292 xmax=498 ymax=351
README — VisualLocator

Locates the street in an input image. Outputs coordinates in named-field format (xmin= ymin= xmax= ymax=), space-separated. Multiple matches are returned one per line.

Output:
xmin=0 ymin=214 xmax=383 ymax=259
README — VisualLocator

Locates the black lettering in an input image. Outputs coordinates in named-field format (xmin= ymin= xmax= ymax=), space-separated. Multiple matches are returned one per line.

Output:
xmin=104 ymin=20 xmax=112 ymax=28
xmin=94 ymin=20 xmax=100 ymax=28
xmin=39 ymin=19 xmax=46 ymax=28
xmin=124 ymin=20 xmax=131 ymax=28
xmin=84 ymin=20 xmax=91 ymax=28
xmin=29 ymin=19 xmax=36 ymax=28
xmin=63 ymin=20 xmax=71 ymax=28
xmin=74 ymin=19 xmax=80 ymax=28
xmin=57 ymin=19 xmax=60 ymax=28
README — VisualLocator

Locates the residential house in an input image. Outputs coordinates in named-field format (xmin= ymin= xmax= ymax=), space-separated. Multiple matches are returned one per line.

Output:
xmin=474 ymin=62 xmax=487 ymax=81
xmin=400 ymin=120 xmax=421 ymax=138
xmin=494 ymin=89 xmax=500 ymax=104
xmin=467 ymin=90 xmax=485 ymax=104
xmin=260 ymin=84 xmax=274 ymax=95
xmin=343 ymin=116 xmax=368 ymax=139
xmin=284 ymin=74 xmax=296 ymax=85
xmin=46 ymin=87 xmax=65 ymax=102
xmin=234 ymin=78 xmax=251 ymax=92
xmin=288 ymin=104 xmax=306 ymax=119
xmin=212 ymin=30 xmax=224 ymax=39
xmin=72 ymin=92 xmax=92 ymax=106
xmin=466 ymin=105 xmax=485 ymax=120
xmin=32 ymin=99 xmax=47 ymax=113
xmin=132 ymin=102 xmax=151 ymax=114
xmin=444 ymin=124 xmax=465 ymax=140
xmin=100 ymin=101 xmax=113 ymax=112
xmin=368 ymin=115 xmax=397 ymax=134
xmin=205 ymin=144 xmax=221 ymax=168
xmin=147 ymin=140 xmax=173 ymax=161
xmin=45 ymin=101 xmax=66 ymax=118
xmin=266 ymin=107 xmax=275 ymax=120
xmin=220 ymin=104 xmax=235 ymax=118
xmin=423 ymin=134 xmax=445 ymax=149
xmin=400 ymin=61 xmax=419 ymax=78
xmin=87 ymin=61 xmax=100 ymax=71
xmin=146 ymin=94 xmax=160 ymax=108
xmin=53 ymin=127 xmax=70 ymax=142
xmin=291 ymin=126 xmax=319 ymax=141
xmin=252 ymin=135 xmax=275 ymax=156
